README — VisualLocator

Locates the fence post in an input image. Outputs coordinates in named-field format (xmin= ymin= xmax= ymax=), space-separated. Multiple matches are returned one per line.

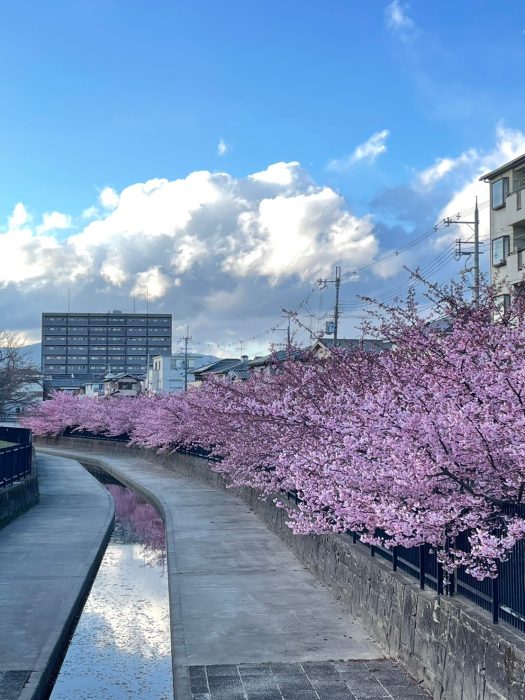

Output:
xmin=437 ymin=558 xmax=444 ymax=595
xmin=492 ymin=562 xmax=500 ymax=624
xmin=444 ymin=538 xmax=454 ymax=596
xmin=393 ymin=546 xmax=398 ymax=572
xmin=419 ymin=544 xmax=426 ymax=590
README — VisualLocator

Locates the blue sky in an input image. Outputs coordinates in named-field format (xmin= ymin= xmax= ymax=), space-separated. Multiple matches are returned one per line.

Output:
xmin=1 ymin=1 xmax=525 ymax=352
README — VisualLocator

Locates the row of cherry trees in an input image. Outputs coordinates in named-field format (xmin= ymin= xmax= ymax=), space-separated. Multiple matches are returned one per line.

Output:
xmin=24 ymin=280 xmax=525 ymax=579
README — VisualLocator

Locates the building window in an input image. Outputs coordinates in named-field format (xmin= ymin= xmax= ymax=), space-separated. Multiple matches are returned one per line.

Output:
xmin=118 ymin=382 xmax=134 ymax=390
xmin=495 ymin=294 xmax=511 ymax=316
xmin=492 ymin=236 xmax=510 ymax=266
xmin=492 ymin=178 xmax=509 ymax=210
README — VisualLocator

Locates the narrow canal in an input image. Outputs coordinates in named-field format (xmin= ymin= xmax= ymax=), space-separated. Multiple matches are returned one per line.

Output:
xmin=48 ymin=465 xmax=173 ymax=699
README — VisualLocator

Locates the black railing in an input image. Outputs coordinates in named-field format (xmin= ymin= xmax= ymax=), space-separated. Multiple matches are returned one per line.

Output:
xmin=285 ymin=490 xmax=524 ymax=633
xmin=0 ymin=427 xmax=32 ymax=488
xmin=62 ymin=428 xmax=129 ymax=443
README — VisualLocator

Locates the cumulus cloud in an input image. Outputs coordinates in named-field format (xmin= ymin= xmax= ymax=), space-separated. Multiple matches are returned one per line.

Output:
xmin=131 ymin=267 xmax=172 ymax=300
xmin=385 ymin=1 xmax=415 ymax=39
xmin=99 ymin=186 xmax=119 ymax=210
xmin=328 ymin=130 xmax=390 ymax=171
xmin=36 ymin=211 xmax=72 ymax=234
xmin=0 ymin=161 xmax=379 ymax=297
xmin=8 ymin=203 xmax=31 ymax=228
xmin=217 ymin=138 xmax=229 ymax=156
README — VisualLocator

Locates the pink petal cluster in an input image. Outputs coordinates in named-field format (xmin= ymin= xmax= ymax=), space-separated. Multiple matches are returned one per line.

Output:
xmin=24 ymin=280 xmax=525 ymax=579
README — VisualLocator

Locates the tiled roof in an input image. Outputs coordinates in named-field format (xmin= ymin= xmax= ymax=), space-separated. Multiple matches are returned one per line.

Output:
xmin=102 ymin=372 xmax=141 ymax=383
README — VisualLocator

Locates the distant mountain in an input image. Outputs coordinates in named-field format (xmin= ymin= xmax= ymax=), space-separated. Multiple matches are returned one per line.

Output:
xmin=23 ymin=343 xmax=41 ymax=369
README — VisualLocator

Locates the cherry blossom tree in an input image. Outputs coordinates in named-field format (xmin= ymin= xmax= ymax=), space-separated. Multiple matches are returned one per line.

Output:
xmin=23 ymin=277 xmax=525 ymax=578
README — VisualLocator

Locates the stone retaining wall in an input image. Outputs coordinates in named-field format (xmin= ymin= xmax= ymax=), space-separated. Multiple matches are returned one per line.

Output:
xmin=36 ymin=436 xmax=525 ymax=700
xmin=0 ymin=458 xmax=39 ymax=529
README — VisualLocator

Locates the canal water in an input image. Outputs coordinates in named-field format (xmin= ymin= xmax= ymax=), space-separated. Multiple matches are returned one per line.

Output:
xmin=48 ymin=466 xmax=173 ymax=699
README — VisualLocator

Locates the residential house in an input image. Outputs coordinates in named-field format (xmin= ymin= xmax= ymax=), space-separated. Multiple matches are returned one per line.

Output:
xmin=191 ymin=358 xmax=244 ymax=387
xmin=309 ymin=338 xmax=391 ymax=358
xmin=146 ymin=352 xmax=218 ymax=393
xmin=102 ymin=373 xmax=142 ymax=397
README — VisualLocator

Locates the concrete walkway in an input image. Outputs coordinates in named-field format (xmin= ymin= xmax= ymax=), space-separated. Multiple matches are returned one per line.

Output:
xmin=0 ymin=453 xmax=114 ymax=700
xmin=37 ymin=446 xmax=429 ymax=700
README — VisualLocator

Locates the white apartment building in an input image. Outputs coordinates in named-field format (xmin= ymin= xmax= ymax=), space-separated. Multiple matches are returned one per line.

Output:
xmin=481 ymin=153 xmax=525 ymax=306
xmin=146 ymin=353 xmax=218 ymax=394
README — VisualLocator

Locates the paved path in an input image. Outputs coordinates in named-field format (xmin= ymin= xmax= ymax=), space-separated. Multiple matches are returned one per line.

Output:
xmin=38 ymin=446 xmax=429 ymax=700
xmin=0 ymin=453 xmax=114 ymax=700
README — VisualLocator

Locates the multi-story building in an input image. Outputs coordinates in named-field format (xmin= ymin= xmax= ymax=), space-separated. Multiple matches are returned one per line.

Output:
xmin=146 ymin=352 xmax=218 ymax=393
xmin=480 ymin=153 xmax=525 ymax=305
xmin=41 ymin=311 xmax=172 ymax=392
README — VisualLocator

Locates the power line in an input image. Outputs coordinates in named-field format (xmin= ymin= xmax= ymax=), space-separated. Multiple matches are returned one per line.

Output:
xmin=343 ymin=199 xmax=489 ymax=280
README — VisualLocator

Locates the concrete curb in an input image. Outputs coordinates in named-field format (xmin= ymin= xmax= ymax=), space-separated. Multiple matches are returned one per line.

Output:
xmin=37 ymin=448 xmax=191 ymax=700
xmin=17 ymin=457 xmax=115 ymax=700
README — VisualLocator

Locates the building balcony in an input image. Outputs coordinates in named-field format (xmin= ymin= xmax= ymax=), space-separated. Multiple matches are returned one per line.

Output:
xmin=494 ymin=248 xmax=525 ymax=287
xmin=496 ymin=187 xmax=525 ymax=229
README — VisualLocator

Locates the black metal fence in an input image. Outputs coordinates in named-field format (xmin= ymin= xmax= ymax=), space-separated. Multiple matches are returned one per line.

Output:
xmin=62 ymin=428 xmax=129 ymax=443
xmin=0 ymin=426 xmax=32 ymax=488
xmin=285 ymin=490 xmax=525 ymax=634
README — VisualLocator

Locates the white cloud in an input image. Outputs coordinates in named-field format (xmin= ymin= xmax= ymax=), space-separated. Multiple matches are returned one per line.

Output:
xmin=8 ymin=203 xmax=31 ymax=228
xmin=229 ymin=188 xmax=377 ymax=282
xmin=36 ymin=211 xmax=72 ymax=234
xmin=217 ymin=138 xmax=229 ymax=156
xmin=99 ymin=186 xmax=119 ymax=210
xmin=0 ymin=161 xmax=380 ymax=299
xmin=250 ymin=161 xmax=303 ymax=186
xmin=434 ymin=126 xmax=525 ymax=247
xmin=131 ymin=267 xmax=172 ymax=300
xmin=100 ymin=259 xmax=128 ymax=286
xmin=82 ymin=205 xmax=99 ymax=219
xmin=328 ymin=130 xmax=390 ymax=171
xmin=385 ymin=1 xmax=415 ymax=37
xmin=416 ymin=149 xmax=478 ymax=191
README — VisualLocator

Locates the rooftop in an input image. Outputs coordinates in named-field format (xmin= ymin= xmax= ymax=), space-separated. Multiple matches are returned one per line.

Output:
xmin=192 ymin=359 xmax=241 ymax=376
xmin=479 ymin=153 xmax=525 ymax=182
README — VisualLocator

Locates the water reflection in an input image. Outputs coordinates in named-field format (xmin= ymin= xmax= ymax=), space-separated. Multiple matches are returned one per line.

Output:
xmin=49 ymin=473 xmax=172 ymax=700
xmin=107 ymin=483 xmax=167 ymax=568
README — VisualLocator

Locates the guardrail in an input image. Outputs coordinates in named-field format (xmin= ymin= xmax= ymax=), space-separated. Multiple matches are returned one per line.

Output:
xmin=0 ymin=427 xmax=32 ymax=488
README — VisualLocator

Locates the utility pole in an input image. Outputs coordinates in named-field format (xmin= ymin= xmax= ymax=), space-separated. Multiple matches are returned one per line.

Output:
xmin=274 ymin=310 xmax=293 ymax=356
xmin=334 ymin=265 xmax=341 ymax=347
xmin=318 ymin=265 xmax=342 ymax=347
xmin=474 ymin=198 xmax=480 ymax=308
xmin=181 ymin=326 xmax=191 ymax=392
xmin=444 ymin=199 xmax=482 ymax=307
